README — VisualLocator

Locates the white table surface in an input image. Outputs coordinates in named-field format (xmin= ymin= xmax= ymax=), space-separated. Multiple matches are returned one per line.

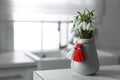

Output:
xmin=34 ymin=65 xmax=120 ymax=80
xmin=0 ymin=52 xmax=36 ymax=69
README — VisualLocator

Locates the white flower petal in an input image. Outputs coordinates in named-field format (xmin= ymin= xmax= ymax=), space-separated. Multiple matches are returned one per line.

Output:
xmin=90 ymin=23 xmax=95 ymax=31
xmin=82 ymin=22 xmax=87 ymax=30
xmin=83 ymin=22 xmax=87 ymax=27
xmin=87 ymin=23 xmax=91 ymax=30
xmin=79 ymin=22 xmax=83 ymax=28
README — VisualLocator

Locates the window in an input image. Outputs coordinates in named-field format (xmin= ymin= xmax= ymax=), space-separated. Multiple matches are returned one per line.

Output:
xmin=13 ymin=0 xmax=97 ymax=52
xmin=14 ymin=21 xmax=73 ymax=52
xmin=42 ymin=22 xmax=59 ymax=51
xmin=14 ymin=22 xmax=60 ymax=51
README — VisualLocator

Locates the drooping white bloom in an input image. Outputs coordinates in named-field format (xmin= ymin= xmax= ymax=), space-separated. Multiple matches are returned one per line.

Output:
xmin=73 ymin=17 xmax=81 ymax=31
xmin=86 ymin=23 xmax=95 ymax=31
xmin=79 ymin=22 xmax=87 ymax=30
xmin=72 ymin=22 xmax=79 ymax=34
xmin=90 ymin=23 xmax=95 ymax=31
xmin=87 ymin=23 xmax=91 ymax=30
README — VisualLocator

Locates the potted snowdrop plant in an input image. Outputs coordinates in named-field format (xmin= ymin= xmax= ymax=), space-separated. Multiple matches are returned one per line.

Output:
xmin=69 ymin=8 xmax=99 ymax=75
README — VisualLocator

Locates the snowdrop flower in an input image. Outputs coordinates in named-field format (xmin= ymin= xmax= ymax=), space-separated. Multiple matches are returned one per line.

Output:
xmin=87 ymin=23 xmax=91 ymax=30
xmin=90 ymin=23 xmax=95 ymax=31
xmin=73 ymin=17 xmax=81 ymax=30
xmin=79 ymin=22 xmax=87 ymax=30
xmin=86 ymin=23 xmax=95 ymax=31
xmin=76 ymin=21 xmax=81 ymax=28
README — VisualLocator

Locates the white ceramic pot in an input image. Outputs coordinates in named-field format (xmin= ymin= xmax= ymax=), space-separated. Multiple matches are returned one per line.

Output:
xmin=71 ymin=39 xmax=99 ymax=75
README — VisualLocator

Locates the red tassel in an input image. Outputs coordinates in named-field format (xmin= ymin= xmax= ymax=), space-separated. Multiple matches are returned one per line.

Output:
xmin=73 ymin=44 xmax=86 ymax=62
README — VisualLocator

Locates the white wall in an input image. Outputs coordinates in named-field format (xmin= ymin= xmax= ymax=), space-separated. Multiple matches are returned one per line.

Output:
xmin=96 ymin=0 xmax=120 ymax=50
xmin=0 ymin=22 xmax=14 ymax=52
xmin=0 ymin=0 xmax=13 ymax=52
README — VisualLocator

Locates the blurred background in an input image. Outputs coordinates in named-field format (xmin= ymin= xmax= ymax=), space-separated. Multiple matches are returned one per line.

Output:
xmin=0 ymin=0 xmax=120 ymax=52
xmin=0 ymin=0 xmax=120 ymax=53
xmin=1 ymin=0 xmax=118 ymax=52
